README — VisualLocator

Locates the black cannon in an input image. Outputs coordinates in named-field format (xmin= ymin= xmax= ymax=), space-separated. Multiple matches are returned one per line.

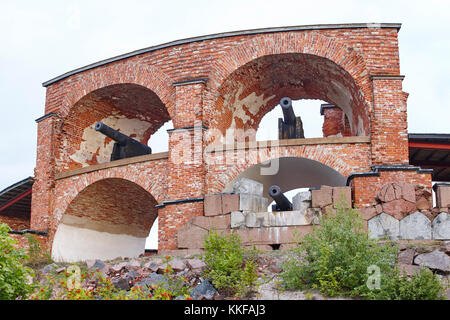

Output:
xmin=278 ymin=97 xmax=305 ymax=139
xmin=94 ymin=121 xmax=152 ymax=161
xmin=268 ymin=185 xmax=293 ymax=212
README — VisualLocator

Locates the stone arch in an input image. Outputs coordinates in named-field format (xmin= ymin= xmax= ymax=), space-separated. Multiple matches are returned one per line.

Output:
xmin=205 ymin=33 xmax=372 ymax=141
xmin=55 ymin=81 xmax=173 ymax=172
xmin=51 ymin=177 xmax=159 ymax=262
xmin=222 ymin=156 xmax=346 ymax=197
xmin=56 ymin=60 xmax=176 ymax=119
xmin=206 ymin=142 xmax=367 ymax=194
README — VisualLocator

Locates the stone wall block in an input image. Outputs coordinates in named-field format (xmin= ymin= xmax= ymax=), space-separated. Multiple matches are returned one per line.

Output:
xmin=399 ymin=212 xmax=432 ymax=240
xmin=432 ymin=212 xmax=450 ymax=240
xmin=221 ymin=193 xmax=239 ymax=214
xmin=368 ymin=213 xmax=400 ymax=240
xmin=311 ymin=186 xmax=332 ymax=208
xmin=204 ymin=194 xmax=222 ymax=216
xmin=232 ymin=178 xmax=263 ymax=196
xmin=292 ymin=191 xmax=311 ymax=212
xmin=332 ymin=186 xmax=352 ymax=208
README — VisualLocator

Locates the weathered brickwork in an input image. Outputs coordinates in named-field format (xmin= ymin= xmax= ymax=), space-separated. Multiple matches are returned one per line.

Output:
xmin=29 ymin=24 xmax=433 ymax=255
xmin=205 ymin=140 xmax=371 ymax=194
xmin=0 ymin=212 xmax=30 ymax=230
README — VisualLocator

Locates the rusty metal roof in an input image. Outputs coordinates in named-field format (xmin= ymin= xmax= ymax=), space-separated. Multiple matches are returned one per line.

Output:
xmin=0 ymin=176 xmax=34 ymax=217
xmin=409 ymin=133 xmax=450 ymax=182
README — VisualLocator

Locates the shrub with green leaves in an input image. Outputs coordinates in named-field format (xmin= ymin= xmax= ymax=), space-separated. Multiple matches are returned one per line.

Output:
xmin=0 ymin=223 xmax=35 ymax=300
xmin=24 ymin=233 xmax=52 ymax=268
xmin=365 ymin=267 xmax=446 ymax=300
xmin=280 ymin=203 xmax=398 ymax=298
xmin=202 ymin=231 xmax=258 ymax=298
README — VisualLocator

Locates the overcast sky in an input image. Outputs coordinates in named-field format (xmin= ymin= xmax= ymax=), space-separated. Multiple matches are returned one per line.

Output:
xmin=0 ymin=0 xmax=449 ymax=191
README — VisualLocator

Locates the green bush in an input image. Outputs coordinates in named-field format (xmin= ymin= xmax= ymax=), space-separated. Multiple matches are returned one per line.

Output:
xmin=280 ymin=203 xmax=398 ymax=298
xmin=202 ymin=230 xmax=258 ymax=298
xmin=24 ymin=233 xmax=52 ymax=268
xmin=0 ymin=223 xmax=35 ymax=300
xmin=365 ymin=267 xmax=446 ymax=300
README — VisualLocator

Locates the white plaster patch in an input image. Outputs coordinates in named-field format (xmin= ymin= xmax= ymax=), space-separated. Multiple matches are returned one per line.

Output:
xmin=223 ymin=85 xmax=275 ymax=134
xmin=51 ymin=223 xmax=147 ymax=262
xmin=69 ymin=113 xmax=152 ymax=167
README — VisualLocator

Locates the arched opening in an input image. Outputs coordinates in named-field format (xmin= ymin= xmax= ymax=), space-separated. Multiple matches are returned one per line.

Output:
xmin=223 ymin=157 xmax=346 ymax=211
xmin=208 ymin=53 xmax=369 ymax=145
xmin=52 ymin=178 xmax=158 ymax=262
xmin=56 ymin=83 xmax=171 ymax=172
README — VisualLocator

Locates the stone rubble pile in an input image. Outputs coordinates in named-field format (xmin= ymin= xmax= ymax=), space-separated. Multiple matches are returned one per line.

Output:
xmin=38 ymin=243 xmax=450 ymax=300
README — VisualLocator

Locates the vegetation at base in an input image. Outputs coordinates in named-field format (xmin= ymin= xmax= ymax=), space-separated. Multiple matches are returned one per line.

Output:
xmin=279 ymin=203 xmax=447 ymax=300
xmin=364 ymin=267 xmax=446 ymax=300
xmin=202 ymin=230 xmax=258 ymax=298
xmin=0 ymin=223 xmax=35 ymax=300
xmin=29 ymin=262 xmax=192 ymax=301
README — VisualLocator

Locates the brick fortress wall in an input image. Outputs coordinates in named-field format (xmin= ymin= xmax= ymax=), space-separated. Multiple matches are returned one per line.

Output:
xmin=28 ymin=24 xmax=437 ymax=259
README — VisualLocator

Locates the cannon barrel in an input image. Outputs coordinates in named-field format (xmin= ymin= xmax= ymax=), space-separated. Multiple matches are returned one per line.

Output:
xmin=268 ymin=185 xmax=293 ymax=211
xmin=95 ymin=121 xmax=152 ymax=161
xmin=95 ymin=121 xmax=130 ymax=145
xmin=280 ymin=97 xmax=296 ymax=125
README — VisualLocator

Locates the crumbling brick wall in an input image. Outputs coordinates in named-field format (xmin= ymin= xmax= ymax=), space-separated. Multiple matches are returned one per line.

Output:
xmin=30 ymin=24 xmax=432 ymax=254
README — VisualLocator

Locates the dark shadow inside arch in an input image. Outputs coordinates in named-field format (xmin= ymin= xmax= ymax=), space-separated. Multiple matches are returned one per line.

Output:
xmin=52 ymin=178 xmax=158 ymax=262
xmin=223 ymin=157 xmax=346 ymax=197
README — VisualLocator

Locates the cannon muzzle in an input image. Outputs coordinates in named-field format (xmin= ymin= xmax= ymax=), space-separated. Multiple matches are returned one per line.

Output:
xmin=95 ymin=121 xmax=130 ymax=145
xmin=95 ymin=121 xmax=152 ymax=161
xmin=268 ymin=185 xmax=293 ymax=211
xmin=280 ymin=97 xmax=296 ymax=125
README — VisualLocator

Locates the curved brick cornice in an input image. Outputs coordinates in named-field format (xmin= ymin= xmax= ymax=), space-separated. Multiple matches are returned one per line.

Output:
xmin=51 ymin=160 xmax=168 ymax=234
xmin=208 ymin=32 xmax=371 ymax=94
xmin=46 ymin=61 xmax=176 ymax=120
xmin=206 ymin=141 xmax=371 ymax=194
xmin=204 ymin=32 xmax=373 ymax=137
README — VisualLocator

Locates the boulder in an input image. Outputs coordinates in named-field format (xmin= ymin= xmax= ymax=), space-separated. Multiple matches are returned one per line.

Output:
xmin=125 ymin=269 xmax=140 ymax=281
xmin=368 ymin=213 xmax=400 ymax=240
xmin=398 ymin=182 xmax=417 ymax=203
xmin=377 ymin=182 xmax=416 ymax=203
xmin=191 ymin=279 xmax=218 ymax=300
xmin=143 ymin=261 xmax=159 ymax=273
xmin=186 ymin=259 xmax=207 ymax=271
xmin=398 ymin=264 xmax=423 ymax=277
xmin=416 ymin=196 xmax=432 ymax=211
xmin=414 ymin=250 xmax=450 ymax=272
xmin=399 ymin=212 xmax=432 ymax=240
xmin=398 ymin=249 xmax=416 ymax=265
xmin=360 ymin=206 xmax=378 ymax=221
xmin=40 ymin=263 xmax=58 ymax=274
xmin=86 ymin=259 xmax=105 ymax=270
xmin=134 ymin=273 xmax=168 ymax=289
xmin=111 ymin=262 xmax=129 ymax=273
xmin=112 ymin=277 xmax=130 ymax=291
xmin=382 ymin=199 xmax=416 ymax=220
xmin=432 ymin=212 xmax=450 ymax=240
xmin=169 ymin=259 xmax=187 ymax=272
xmin=377 ymin=183 xmax=397 ymax=202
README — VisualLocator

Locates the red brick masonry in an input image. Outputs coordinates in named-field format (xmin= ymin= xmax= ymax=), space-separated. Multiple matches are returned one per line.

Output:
xmin=30 ymin=23 xmax=432 ymax=252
